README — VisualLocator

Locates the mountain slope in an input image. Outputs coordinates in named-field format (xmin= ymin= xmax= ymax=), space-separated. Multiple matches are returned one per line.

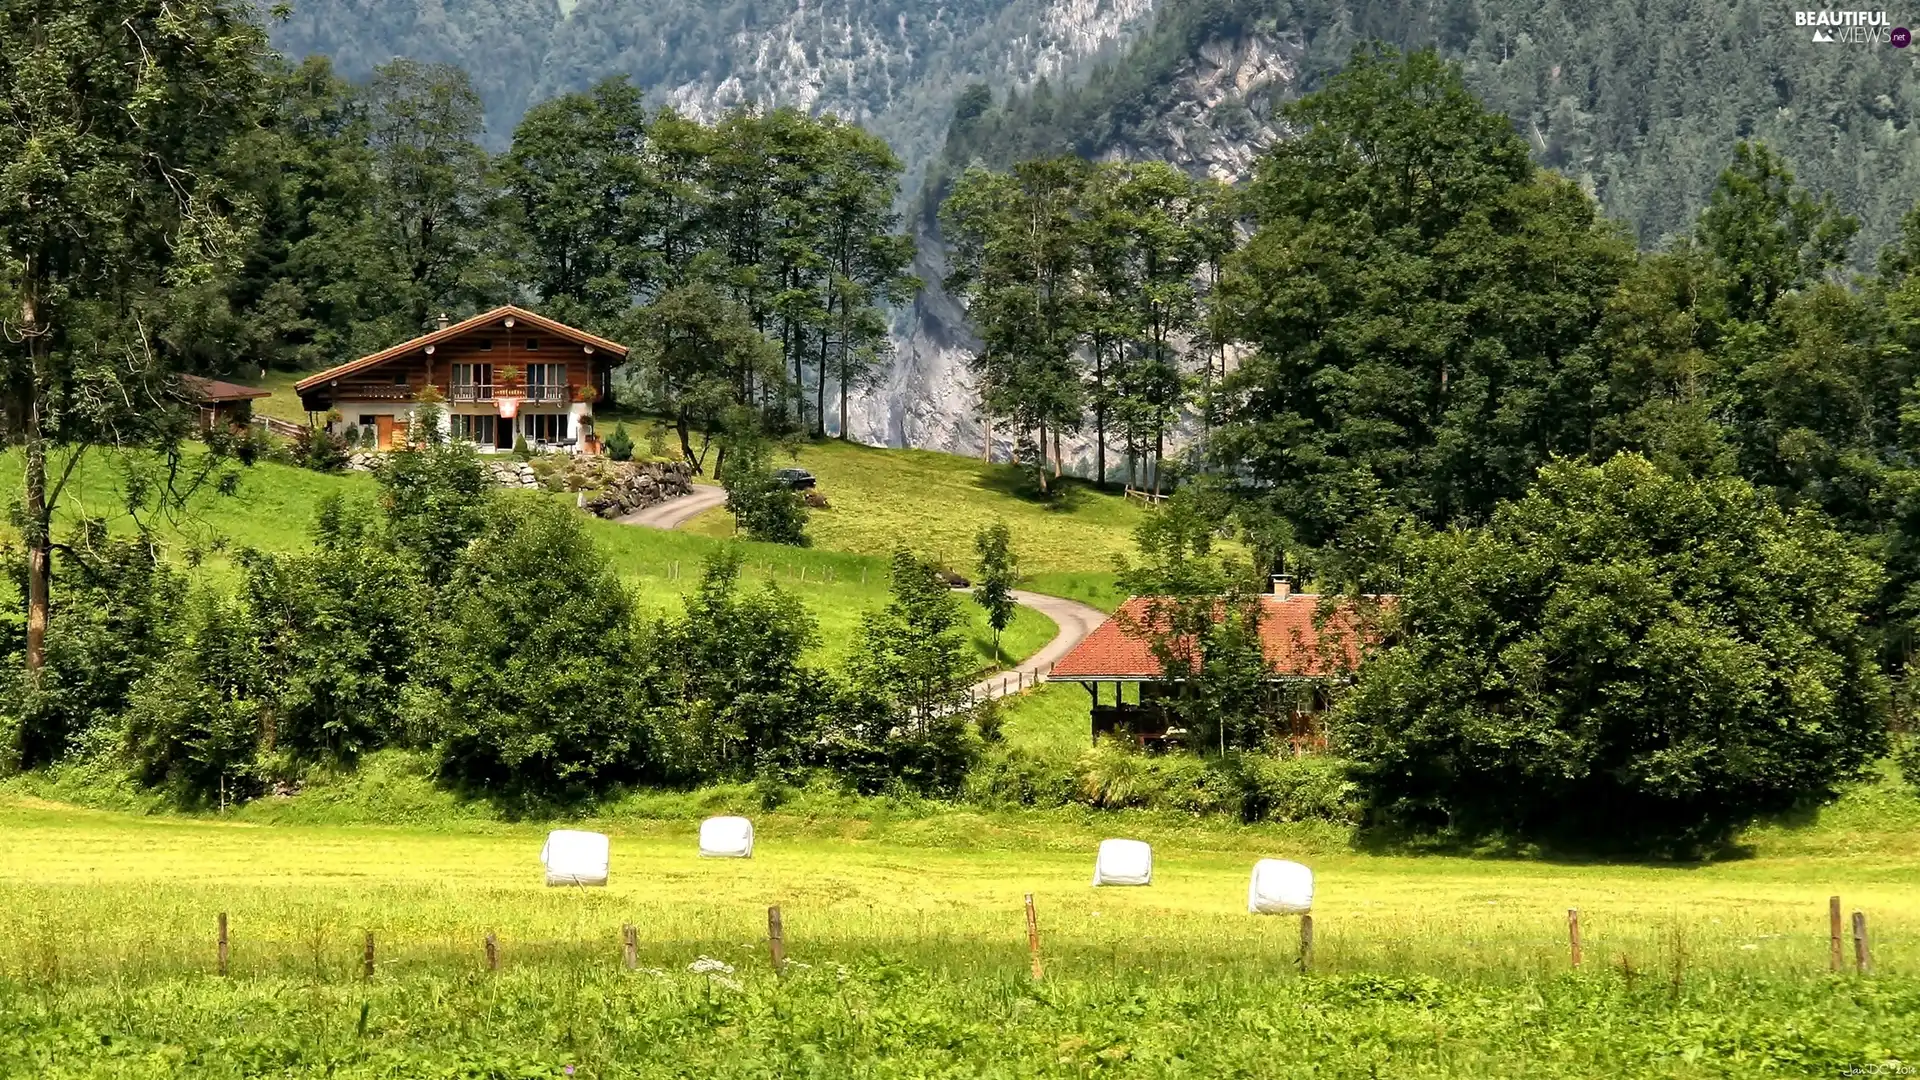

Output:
xmin=860 ymin=0 xmax=1920 ymax=457
xmin=271 ymin=0 xmax=1160 ymax=177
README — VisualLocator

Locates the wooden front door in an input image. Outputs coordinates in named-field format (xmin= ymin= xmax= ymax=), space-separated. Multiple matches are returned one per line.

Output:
xmin=375 ymin=415 xmax=395 ymax=450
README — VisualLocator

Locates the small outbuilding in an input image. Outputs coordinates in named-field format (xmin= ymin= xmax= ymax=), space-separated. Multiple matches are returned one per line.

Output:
xmin=1049 ymin=578 xmax=1388 ymax=752
xmin=182 ymin=375 xmax=271 ymax=431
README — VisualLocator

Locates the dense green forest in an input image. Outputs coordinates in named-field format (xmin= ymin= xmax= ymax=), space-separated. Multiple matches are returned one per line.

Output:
xmin=931 ymin=0 xmax=1920 ymax=256
xmin=273 ymin=0 xmax=1920 ymax=255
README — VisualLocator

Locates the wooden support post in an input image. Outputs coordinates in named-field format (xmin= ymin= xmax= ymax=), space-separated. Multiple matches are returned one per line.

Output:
xmin=362 ymin=932 xmax=375 ymax=980
xmin=485 ymin=931 xmax=499 ymax=972
xmin=768 ymin=906 xmax=786 ymax=977
xmin=1024 ymin=893 xmax=1043 ymax=980
xmin=1298 ymin=914 xmax=1314 ymax=973
xmin=1853 ymin=911 xmax=1870 ymax=975
xmin=217 ymin=912 xmax=229 ymax=977
xmin=623 ymin=923 xmax=638 ymax=970
xmin=1568 ymin=909 xmax=1582 ymax=968
xmin=1830 ymin=896 xmax=1844 ymax=972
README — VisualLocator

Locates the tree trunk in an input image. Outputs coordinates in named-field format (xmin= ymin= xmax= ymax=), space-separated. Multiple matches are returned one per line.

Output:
xmin=1052 ymin=427 xmax=1062 ymax=480
xmin=1035 ymin=421 xmax=1050 ymax=495
xmin=815 ymin=322 xmax=829 ymax=439
xmin=1153 ymin=424 xmax=1165 ymax=496
xmin=676 ymin=412 xmax=698 ymax=472
xmin=1094 ymin=344 xmax=1107 ymax=487
xmin=21 ymin=289 xmax=49 ymax=681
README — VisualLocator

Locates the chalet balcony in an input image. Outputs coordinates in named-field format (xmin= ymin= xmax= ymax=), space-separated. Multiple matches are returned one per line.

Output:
xmin=450 ymin=384 xmax=495 ymax=402
xmin=523 ymin=384 xmax=570 ymax=404
xmin=339 ymin=385 xmax=417 ymax=401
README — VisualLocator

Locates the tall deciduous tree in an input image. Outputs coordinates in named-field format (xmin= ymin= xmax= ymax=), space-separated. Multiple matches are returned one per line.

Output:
xmin=1212 ymin=47 xmax=1631 ymax=549
xmin=1337 ymin=454 xmax=1888 ymax=852
xmin=501 ymin=76 xmax=651 ymax=332
xmin=0 ymin=0 xmax=268 ymax=680
xmin=971 ymin=521 xmax=1018 ymax=664
xmin=942 ymin=157 xmax=1089 ymax=493
xmin=363 ymin=59 xmax=498 ymax=333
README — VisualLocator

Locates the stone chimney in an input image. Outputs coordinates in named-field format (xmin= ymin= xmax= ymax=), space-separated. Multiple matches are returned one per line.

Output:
xmin=435 ymin=312 xmax=450 ymax=331
xmin=1269 ymin=575 xmax=1292 ymax=598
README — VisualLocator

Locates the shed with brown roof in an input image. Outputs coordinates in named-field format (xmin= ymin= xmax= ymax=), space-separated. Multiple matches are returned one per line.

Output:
xmin=1050 ymin=580 xmax=1387 ymax=751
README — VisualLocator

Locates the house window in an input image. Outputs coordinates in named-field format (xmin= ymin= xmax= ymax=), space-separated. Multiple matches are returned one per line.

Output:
xmin=525 ymin=337 xmax=540 ymax=350
xmin=451 ymin=363 xmax=492 ymax=401
xmin=525 ymin=363 xmax=565 ymax=402
xmin=477 ymin=337 xmax=493 ymax=351
xmin=524 ymin=413 xmax=569 ymax=444
xmin=393 ymin=371 xmax=408 ymax=385
xmin=451 ymin=413 xmax=496 ymax=445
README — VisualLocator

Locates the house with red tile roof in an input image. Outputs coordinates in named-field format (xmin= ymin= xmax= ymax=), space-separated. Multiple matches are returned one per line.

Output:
xmin=1050 ymin=579 xmax=1388 ymax=751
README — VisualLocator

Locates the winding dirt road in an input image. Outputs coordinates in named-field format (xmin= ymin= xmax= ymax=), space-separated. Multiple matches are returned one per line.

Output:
xmin=615 ymin=484 xmax=727 ymax=529
xmin=617 ymin=488 xmax=1110 ymax=696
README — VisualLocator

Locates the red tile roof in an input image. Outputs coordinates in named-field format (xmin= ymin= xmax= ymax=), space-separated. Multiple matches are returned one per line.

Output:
xmin=1051 ymin=594 xmax=1387 ymax=680
xmin=294 ymin=305 xmax=628 ymax=393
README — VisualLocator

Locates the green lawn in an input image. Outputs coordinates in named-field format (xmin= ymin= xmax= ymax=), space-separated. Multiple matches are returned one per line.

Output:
xmin=682 ymin=439 xmax=1148 ymax=576
xmin=0 ymin=773 xmax=1913 ymax=1077
xmin=0 ymin=449 xmax=1055 ymax=674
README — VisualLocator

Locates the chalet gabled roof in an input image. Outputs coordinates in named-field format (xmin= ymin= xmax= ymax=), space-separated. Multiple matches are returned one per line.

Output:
xmin=1051 ymin=593 xmax=1389 ymax=681
xmin=294 ymin=306 xmax=629 ymax=393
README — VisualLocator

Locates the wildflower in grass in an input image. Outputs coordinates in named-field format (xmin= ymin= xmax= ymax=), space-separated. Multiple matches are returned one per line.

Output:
xmin=688 ymin=957 xmax=735 ymax=975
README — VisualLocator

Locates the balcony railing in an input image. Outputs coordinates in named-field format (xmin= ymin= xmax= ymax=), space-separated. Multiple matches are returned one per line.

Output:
xmin=523 ymin=384 xmax=569 ymax=404
xmin=450 ymin=384 xmax=494 ymax=402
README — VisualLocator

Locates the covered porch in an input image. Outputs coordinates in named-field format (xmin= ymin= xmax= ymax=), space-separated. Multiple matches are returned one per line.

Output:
xmin=1078 ymin=678 xmax=1331 ymax=753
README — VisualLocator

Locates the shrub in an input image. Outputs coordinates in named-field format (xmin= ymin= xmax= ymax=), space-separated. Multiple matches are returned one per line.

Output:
xmin=343 ymin=425 xmax=361 ymax=449
xmin=637 ymin=546 xmax=832 ymax=780
xmin=408 ymin=496 xmax=646 ymax=801
xmin=1899 ymin=736 xmax=1920 ymax=796
xmin=1 ymin=533 xmax=186 ymax=769
xmin=512 ymin=433 xmax=531 ymax=460
xmin=122 ymin=591 xmax=264 ymax=804
xmin=606 ymin=423 xmax=634 ymax=462
xmin=291 ymin=426 xmax=350 ymax=472
xmin=722 ymin=434 xmax=809 ymax=545
xmin=1338 ymin=454 xmax=1889 ymax=852
xmin=963 ymin=744 xmax=1360 ymax=823
xmin=376 ymin=441 xmax=489 ymax=587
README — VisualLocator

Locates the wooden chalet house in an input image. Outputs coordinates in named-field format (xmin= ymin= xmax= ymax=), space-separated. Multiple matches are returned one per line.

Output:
xmin=295 ymin=306 xmax=627 ymax=453
xmin=1049 ymin=579 xmax=1385 ymax=752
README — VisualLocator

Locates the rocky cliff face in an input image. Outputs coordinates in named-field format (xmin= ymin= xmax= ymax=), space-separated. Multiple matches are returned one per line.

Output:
xmin=849 ymin=28 xmax=1297 ymax=466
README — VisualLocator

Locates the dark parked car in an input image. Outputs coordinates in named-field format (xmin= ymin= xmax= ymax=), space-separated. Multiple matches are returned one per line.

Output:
xmin=774 ymin=467 xmax=817 ymax=490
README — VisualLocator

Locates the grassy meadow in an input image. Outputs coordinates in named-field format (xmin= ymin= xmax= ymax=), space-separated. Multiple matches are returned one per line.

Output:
xmin=0 ymin=449 xmax=1056 ymax=672
xmin=0 ymin=767 xmax=1915 ymax=1077
xmin=681 ymin=439 xmax=1145 ymax=577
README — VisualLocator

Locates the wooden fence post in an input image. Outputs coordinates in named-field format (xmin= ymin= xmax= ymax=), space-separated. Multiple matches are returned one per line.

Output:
xmin=1568 ymin=908 xmax=1583 ymax=969
xmin=217 ymin=912 xmax=229 ymax=977
xmin=1830 ymin=896 xmax=1844 ymax=972
xmin=623 ymin=923 xmax=638 ymax=970
xmin=1298 ymin=914 xmax=1314 ymax=973
xmin=1853 ymin=911 xmax=1871 ymax=975
xmin=362 ymin=932 xmax=375 ymax=980
xmin=1024 ymin=893 xmax=1043 ymax=980
xmin=485 ymin=932 xmax=499 ymax=972
xmin=768 ymin=906 xmax=786 ymax=977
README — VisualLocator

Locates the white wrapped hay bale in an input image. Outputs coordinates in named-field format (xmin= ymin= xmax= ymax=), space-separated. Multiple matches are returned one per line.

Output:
xmin=1247 ymin=859 xmax=1313 ymax=915
xmin=541 ymin=829 xmax=610 ymax=887
xmin=698 ymin=815 xmax=754 ymax=858
xmin=1091 ymin=838 xmax=1152 ymax=886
